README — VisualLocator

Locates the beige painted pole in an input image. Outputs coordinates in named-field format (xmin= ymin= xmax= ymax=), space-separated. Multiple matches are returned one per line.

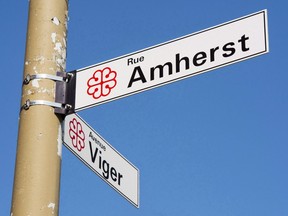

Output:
xmin=11 ymin=0 xmax=68 ymax=215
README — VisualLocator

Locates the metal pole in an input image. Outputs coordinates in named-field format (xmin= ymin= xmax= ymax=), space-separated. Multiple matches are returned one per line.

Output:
xmin=11 ymin=0 xmax=68 ymax=215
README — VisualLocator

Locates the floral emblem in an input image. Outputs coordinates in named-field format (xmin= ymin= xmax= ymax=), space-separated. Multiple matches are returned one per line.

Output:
xmin=87 ymin=67 xmax=117 ymax=99
xmin=69 ymin=118 xmax=85 ymax=151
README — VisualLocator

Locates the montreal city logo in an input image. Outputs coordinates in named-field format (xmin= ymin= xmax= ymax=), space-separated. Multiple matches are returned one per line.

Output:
xmin=69 ymin=118 xmax=85 ymax=152
xmin=87 ymin=67 xmax=117 ymax=99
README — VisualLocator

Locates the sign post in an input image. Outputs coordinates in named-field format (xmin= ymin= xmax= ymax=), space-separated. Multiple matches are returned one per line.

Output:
xmin=63 ymin=113 xmax=140 ymax=208
xmin=11 ymin=1 xmax=68 ymax=215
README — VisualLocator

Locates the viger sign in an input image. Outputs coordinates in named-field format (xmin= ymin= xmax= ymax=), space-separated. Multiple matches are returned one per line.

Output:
xmin=74 ymin=10 xmax=268 ymax=111
xmin=63 ymin=113 xmax=140 ymax=208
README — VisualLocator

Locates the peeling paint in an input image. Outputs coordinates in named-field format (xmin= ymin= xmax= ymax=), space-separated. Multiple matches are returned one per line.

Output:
xmin=40 ymin=88 xmax=49 ymax=94
xmin=33 ymin=66 xmax=38 ymax=74
xmin=54 ymin=48 xmax=66 ymax=70
xmin=57 ymin=124 xmax=62 ymax=157
xmin=48 ymin=202 xmax=56 ymax=214
xmin=62 ymin=49 xmax=67 ymax=59
xmin=51 ymin=32 xmax=57 ymax=43
xmin=64 ymin=11 xmax=69 ymax=29
xmin=48 ymin=202 xmax=55 ymax=209
xmin=62 ymin=38 xmax=66 ymax=48
xmin=54 ymin=42 xmax=62 ymax=53
xmin=56 ymin=58 xmax=65 ymax=67
xmin=32 ymin=80 xmax=39 ymax=88
xmin=24 ymin=87 xmax=54 ymax=97
xmin=65 ymin=11 xmax=69 ymax=21
xmin=34 ymin=56 xmax=45 ymax=64
xmin=51 ymin=17 xmax=60 ymax=25
xmin=37 ymin=132 xmax=43 ymax=141
xmin=50 ymin=14 xmax=68 ymax=72
xmin=48 ymin=68 xmax=55 ymax=74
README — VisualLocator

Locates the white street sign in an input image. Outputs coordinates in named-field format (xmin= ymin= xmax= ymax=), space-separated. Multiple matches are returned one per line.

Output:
xmin=74 ymin=10 xmax=268 ymax=111
xmin=63 ymin=113 xmax=139 ymax=208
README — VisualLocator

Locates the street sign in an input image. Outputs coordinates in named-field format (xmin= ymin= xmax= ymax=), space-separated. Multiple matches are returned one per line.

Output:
xmin=63 ymin=113 xmax=139 ymax=208
xmin=74 ymin=10 xmax=268 ymax=111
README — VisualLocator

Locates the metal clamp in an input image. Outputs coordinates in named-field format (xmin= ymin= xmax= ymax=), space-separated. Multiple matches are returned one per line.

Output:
xmin=55 ymin=71 xmax=76 ymax=115
xmin=23 ymin=73 xmax=73 ymax=85
xmin=21 ymin=71 xmax=76 ymax=115
xmin=21 ymin=99 xmax=72 ymax=111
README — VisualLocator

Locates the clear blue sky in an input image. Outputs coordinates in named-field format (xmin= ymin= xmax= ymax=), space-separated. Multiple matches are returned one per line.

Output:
xmin=1 ymin=0 xmax=288 ymax=215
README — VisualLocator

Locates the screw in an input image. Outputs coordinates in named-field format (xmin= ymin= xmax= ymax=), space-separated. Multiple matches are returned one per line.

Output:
xmin=65 ymin=104 xmax=72 ymax=110
xmin=23 ymin=74 xmax=31 ymax=85
xmin=23 ymin=100 xmax=31 ymax=110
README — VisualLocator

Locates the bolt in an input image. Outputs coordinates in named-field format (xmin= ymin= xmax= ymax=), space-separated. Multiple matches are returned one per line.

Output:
xmin=23 ymin=74 xmax=31 ymax=85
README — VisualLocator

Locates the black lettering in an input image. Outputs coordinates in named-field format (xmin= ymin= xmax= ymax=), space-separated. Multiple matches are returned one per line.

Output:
xmin=176 ymin=53 xmax=190 ymax=73
xmin=150 ymin=62 xmax=173 ymax=81
xmin=193 ymin=51 xmax=207 ymax=66
xmin=118 ymin=172 xmax=123 ymax=186
xmin=89 ymin=141 xmax=99 ymax=163
xmin=102 ymin=160 xmax=110 ymax=179
xmin=127 ymin=58 xmax=133 ymax=65
xmin=90 ymin=141 xmax=123 ymax=184
xmin=238 ymin=34 xmax=250 ymax=52
xmin=110 ymin=167 xmax=117 ymax=182
xmin=127 ymin=66 xmax=147 ymax=88
xmin=222 ymin=42 xmax=236 ymax=58
xmin=127 ymin=56 xmax=145 ymax=66
xmin=210 ymin=46 xmax=219 ymax=62
xmin=99 ymin=152 xmax=102 ymax=169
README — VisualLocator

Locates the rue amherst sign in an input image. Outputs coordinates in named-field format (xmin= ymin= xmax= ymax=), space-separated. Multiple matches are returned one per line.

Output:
xmin=73 ymin=10 xmax=268 ymax=111
xmin=63 ymin=113 xmax=139 ymax=208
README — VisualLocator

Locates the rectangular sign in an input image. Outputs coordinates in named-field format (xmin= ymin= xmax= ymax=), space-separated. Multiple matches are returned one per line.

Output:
xmin=74 ymin=10 xmax=268 ymax=111
xmin=63 ymin=113 xmax=139 ymax=207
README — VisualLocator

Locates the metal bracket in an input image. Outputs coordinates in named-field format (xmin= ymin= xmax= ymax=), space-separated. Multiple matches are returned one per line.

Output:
xmin=21 ymin=71 xmax=76 ymax=115
xmin=55 ymin=71 xmax=76 ymax=115
xmin=23 ymin=73 xmax=71 ymax=85
xmin=21 ymin=99 xmax=72 ymax=111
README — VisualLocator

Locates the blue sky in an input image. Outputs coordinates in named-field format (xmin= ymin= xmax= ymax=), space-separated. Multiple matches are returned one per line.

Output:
xmin=1 ymin=0 xmax=288 ymax=215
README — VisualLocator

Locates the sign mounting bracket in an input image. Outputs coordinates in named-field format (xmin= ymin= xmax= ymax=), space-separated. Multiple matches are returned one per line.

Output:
xmin=22 ymin=71 xmax=76 ymax=115
xmin=55 ymin=71 xmax=77 ymax=115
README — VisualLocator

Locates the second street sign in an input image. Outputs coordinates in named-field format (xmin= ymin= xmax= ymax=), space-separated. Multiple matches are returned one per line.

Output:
xmin=74 ymin=10 xmax=268 ymax=111
xmin=63 ymin=113 xmax=139 ymax=207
